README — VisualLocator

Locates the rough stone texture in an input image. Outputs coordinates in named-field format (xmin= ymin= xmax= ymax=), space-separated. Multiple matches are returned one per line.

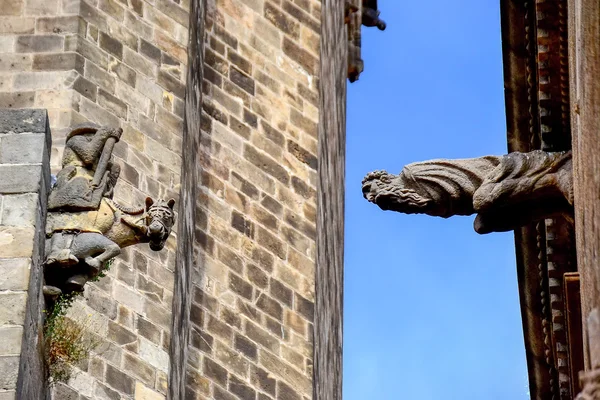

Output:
xmin=362 ymin=150 xmax=574 ymax=234
xmin=0 ymin=108 xmax=50 ymax=399
xmin=0 ymin=0 xmax=320 ymax=397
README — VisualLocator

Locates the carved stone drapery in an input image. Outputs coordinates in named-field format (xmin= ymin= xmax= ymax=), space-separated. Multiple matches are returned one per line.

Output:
xmin=362 ymin=150 xmax=573 ymax=234
xmin=44 ymin=123 xmax=176 ymax=296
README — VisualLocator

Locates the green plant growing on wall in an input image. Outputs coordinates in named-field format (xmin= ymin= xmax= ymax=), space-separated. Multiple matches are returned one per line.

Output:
xmin=43 ymin=259 xmax=114 ymax=383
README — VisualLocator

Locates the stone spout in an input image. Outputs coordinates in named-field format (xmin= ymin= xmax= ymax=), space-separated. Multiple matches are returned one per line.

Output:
xmin=362 ymin=150 xmax=573 ymax=234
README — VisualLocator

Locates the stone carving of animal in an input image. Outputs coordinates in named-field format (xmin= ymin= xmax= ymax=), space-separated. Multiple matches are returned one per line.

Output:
xmin=362 ymin=150 xmax=573 ymax=234
xmin=44 ymin=197 xmax=175 ymax=295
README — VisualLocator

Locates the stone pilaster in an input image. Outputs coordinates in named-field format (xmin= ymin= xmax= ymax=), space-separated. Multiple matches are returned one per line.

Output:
xmin=0 ymin=108 xmax=51 ymax=400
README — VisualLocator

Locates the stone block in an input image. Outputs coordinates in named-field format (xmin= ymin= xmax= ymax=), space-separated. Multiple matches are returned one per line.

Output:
xmin=0 ymin=134 xmax=45 ymax=164
xmin=123 ymin=353 xmax=155 ymax=386
xmin=0 ymin=165 xmax=41 ymax=194
xmin=99 ymin=32 xmax=123 ymax=59
xmin=36 ymin=16 xmax=82 ymax=34
xmin=0 ymin=18 xmax=35 ymax=35
xmin=73 ymin=75 xmax=98 ymax=101
xmin=0 ymin=54 xmax=32 ymax=72
xmin=24 ymin=0 xmax=59 ymax=15
xmin=0 ymin=356 xmax=19 ymax=390
xmin=15 ymin=35 xmax=64 ymax=53
xmin=97 ymin=88 xmax=127 ymax=118
xmin=78 ymin=97 xmax=120 ymax=128
xmin=202 ymin=357 xmax=227 ymax=387
xmin=0 ymin=109 xmax=46 ymax=134
xmin=0 ymin=0 xmax=22 ymax=16
xmin=108 ymin=59 xmax=136 ymax=88
xmin=105 ymin=364 xmax=134 ymax=395
xmin=0 ymin=326 xmax=23 ymax=356
xmin=0 ymin=93 xmax=36 ymax=109
xmin=0 ymin=292 xmax=26 ymax=325
xmin=139 ymin=338 xmax=169 ymax=372
xmin=0 ymin=259 xmax=30 ymax=291
xmin=49 ymin=383 xmax=78 ymax=400
xmin=244 ymin=145 xmax=289 ymax=184
xmin=13 ymin=71 xmax=74 ymax=91
xmin=85 ymin=61 xmax=116 ymax=93
xmin=112 ymin=281 xmax=144 ymax=313
xmin=134 ymin=382 xmax=164 ymax=400
xmin=0 ymin=227 xmax=34 ymax=258
xmin=1 ymin=194 xmax=38 ymax=227
xmin=32 ymin=52 xmax=84 ymax=73
xmin=0 ymin=390 xmax=15 ymax=399
xmin=123 ymin=47 xmax=157 ymax=78
xmin=0 ymin=37 xmax=13 ymax=53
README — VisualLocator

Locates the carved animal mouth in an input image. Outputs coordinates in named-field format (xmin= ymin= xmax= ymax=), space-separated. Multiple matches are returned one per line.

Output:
xmin=149 ymin=241 xmax=165 ymax=251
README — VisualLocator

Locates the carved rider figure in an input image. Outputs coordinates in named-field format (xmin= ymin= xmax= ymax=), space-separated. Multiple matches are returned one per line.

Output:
xmin=48 ymin=123 xmax=122 ymax=211
xmin=44 ymin=124 xmax=176 ymax=297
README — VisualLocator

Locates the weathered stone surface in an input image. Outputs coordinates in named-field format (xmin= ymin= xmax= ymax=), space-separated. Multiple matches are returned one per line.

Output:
xmin=134 ymin=382 xmax=165 ymax=400
xmin=15 ymin=35 xmax=64 ymax=53
xmin=0 ymin=390 xmax=15 ymax=399
xmin=0 ymin=134 xmax=45 ymax=164
xmin=0 ymin=292 xmax=26 ymax=325
xmin=363 ymin=150 xmax=574 ymax=234
xmin=0 ymin=227 xmax=34 ymax=257
xmin=0 ymin=356 xmax=19 ymax=390
xmin=0 ymin=327 xmax=23 ymax=356
xmin=0 ymin=194 xmax=38 ymax=227
xmin=0 ymin=259 xmax=30 ymax=291
xmin=0 ymin=109 xmax=47 ymax=134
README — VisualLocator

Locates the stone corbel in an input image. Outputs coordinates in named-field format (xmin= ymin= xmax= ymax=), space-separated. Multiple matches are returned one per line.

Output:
xmin=362 ymin=150 xmax=573 ymax=234
xmin=43 ymin=123 xmax=176 ymax=298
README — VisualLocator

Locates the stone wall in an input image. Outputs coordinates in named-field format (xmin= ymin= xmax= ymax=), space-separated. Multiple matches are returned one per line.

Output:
xmin=0 ymin=0 xmax=321 ymax=398
xmin=2 ymin=0 xmax=185 ymax=398
xmin=184 ymin=0 xmax=320 ymax=399
xmin=0 ymin=109 xmax=51 ymax=400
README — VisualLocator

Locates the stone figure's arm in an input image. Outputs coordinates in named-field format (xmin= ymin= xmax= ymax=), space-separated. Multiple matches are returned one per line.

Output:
xmin=66 ymin=128 xmax=122 ymax=166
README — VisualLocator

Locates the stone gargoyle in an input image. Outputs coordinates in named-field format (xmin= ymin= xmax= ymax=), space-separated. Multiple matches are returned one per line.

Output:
xmin=362 ymin=150 xmax=573 ymax=234
xmin=44 ymin=123 xmax=176 ymax=296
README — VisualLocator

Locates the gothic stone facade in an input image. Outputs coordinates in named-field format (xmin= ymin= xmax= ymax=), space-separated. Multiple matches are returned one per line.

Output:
xmin=0 ymin=0 xmax=321 ymax=398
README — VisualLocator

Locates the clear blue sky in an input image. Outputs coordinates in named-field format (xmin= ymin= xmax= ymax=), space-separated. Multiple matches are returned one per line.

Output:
xmin=343 ymin=1 xmax=529 ymax=399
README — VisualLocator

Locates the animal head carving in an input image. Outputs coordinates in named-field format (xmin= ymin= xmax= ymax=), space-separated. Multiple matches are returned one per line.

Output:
xmin=145 ymin=197 xmax=176 ymax=251
xmin=362 ymin=170 xmax=432 ymax=214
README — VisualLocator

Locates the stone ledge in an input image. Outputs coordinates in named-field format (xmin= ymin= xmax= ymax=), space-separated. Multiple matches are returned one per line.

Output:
xmin=0 ymin=109 xmax=47 ymax=134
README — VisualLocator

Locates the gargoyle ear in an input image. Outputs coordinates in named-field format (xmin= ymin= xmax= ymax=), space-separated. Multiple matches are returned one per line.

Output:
xmin=145 ymin=197 xmax=154 ymax=210
xmin=167 ymin=198 xmax=176 ymax=209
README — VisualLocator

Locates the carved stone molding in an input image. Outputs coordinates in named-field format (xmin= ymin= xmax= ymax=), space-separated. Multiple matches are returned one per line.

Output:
xmin=43 ymin=123 xmax=176 ymax=297
xmin=362 ymin=150 xmax=573 ymax=234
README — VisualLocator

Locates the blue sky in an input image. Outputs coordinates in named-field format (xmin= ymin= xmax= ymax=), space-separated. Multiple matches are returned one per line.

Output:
xmin=343 ymin=1 xmax=529 ymax=399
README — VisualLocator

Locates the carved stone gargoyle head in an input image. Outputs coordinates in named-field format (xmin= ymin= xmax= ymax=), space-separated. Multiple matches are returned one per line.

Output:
xmin=145 ymin=197 xmax=176 ymax=251
xmin=362 ymin=151 xmax=574 ymax=234
xmin=362 ymin=170 xmax=435 ymax=215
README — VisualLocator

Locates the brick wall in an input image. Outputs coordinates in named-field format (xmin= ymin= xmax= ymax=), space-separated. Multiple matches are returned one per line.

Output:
xmin=0 ymin=0 xmax=320 ymax=397
xmin=185 ymin=0 xmax=320 ymax=398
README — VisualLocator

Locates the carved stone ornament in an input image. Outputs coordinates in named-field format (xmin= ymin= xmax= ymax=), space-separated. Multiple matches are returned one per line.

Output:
xmin=43 ymin=123 xmax=176 ymax=296
xmin=362 ymin=150 xmax=573 ymax=234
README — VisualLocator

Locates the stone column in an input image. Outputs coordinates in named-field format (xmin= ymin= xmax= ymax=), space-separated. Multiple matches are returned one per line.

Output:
xmin=0 ymin=109 xmax=51 ymax=400
xmin=314 ymin=0 xmax=347 ymax=399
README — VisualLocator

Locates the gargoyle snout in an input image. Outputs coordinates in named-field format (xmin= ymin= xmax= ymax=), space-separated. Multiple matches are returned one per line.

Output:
xmin=149 ymin=221 xmax=164 ymax=235
xmin=361 ymin=180 xmax=376 ymax=201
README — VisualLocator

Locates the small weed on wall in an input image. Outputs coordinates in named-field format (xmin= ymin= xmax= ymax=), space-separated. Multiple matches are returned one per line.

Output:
xmin=43 ymin=259 xmax=113 ymax=384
